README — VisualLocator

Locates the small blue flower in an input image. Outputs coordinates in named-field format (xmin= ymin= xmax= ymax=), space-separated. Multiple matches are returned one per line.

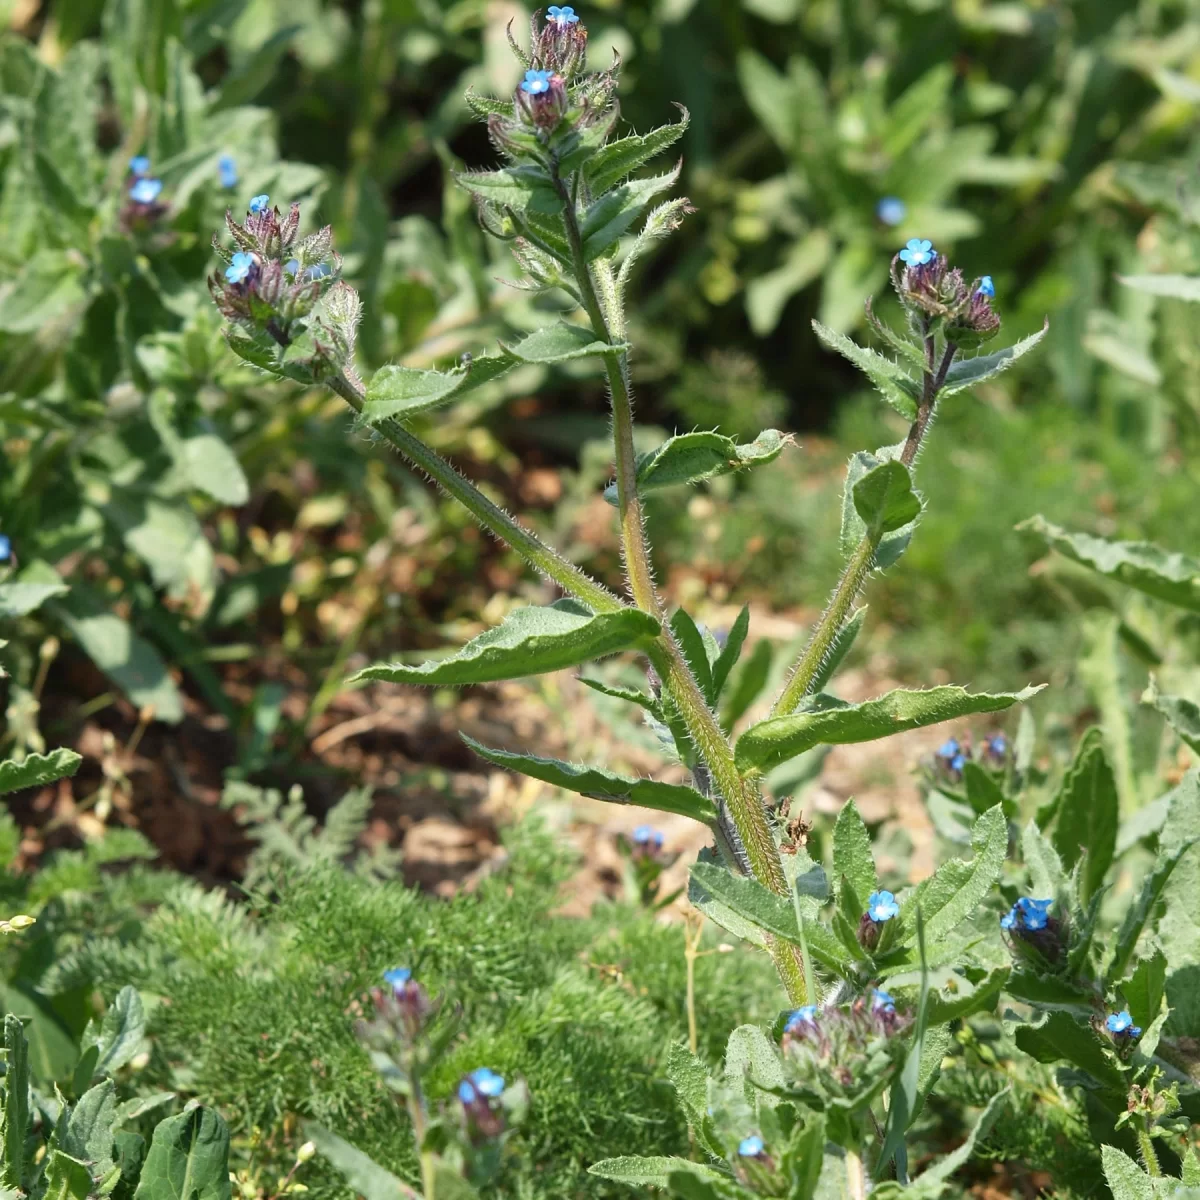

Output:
xmin=469 ymin=1067 xmax=505 ymax=1097
xmin=985 ymin=732 xmax=1007 ymax=755
xmin=284 ymin=259 xmax=300 ymax=277
xmin=949 ymin=753 xmax=966 ymax=773
xmin=383 ymin=967 xmax=411 ymax=989
xmin=876 ymin=197 xmax=906 ymax=227
xmin=872 ymin=988 xmax=895 ymax=1012
xmin=249 ymin=193 xmax=271 ymax=214
xmin=458 ymin=1079 xmax=477 ymax=1103
xmin=738 ymin=1135 xmax=765 ymax=1158
xmin=225 ymin=251 xmax=255 ymax=284
xmin=937 ymin=738 xmax=960 ymax=759
xmin=1017 ymin=897 xmax=1052 ymax=931
xmin=521 ymin=69 xmax=554 ymax=95
xmin=0 ymin=535 xmax=10 ymax=563
xmin=1106 ymin=1011 xmax=1142 ymax=1038
xmin=898 ymin=238 xmax=935 ymax=267
xmin=977 ymin=275 xmax=995 ymax=298
xmin=129 ymin=155 xmax=151 ymax=176
xmin=866 ymin=890 xmax=900 ymax=923
xmin=218 ymin=155 xmax=239 ymax=189
xmin=129 ymin=177 xmax=163 ymax=205
xmin=784 ymin=1005 xmax=818 ymax=1034
xmin=1000 ymin=904 xmax=1018 ymax=931
xmin=546 ymin=4 xmax=580 ymax=25
xmin=632 ymin=825 xmax=664 ymax=849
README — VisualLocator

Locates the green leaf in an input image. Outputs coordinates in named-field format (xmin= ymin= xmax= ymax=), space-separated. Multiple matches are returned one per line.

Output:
xmin=132 ymin=1107 xmax=231 ymax=1200
xmin=588 ymin=1158 xmax=730 ymax=1189
xmin=940 ymin=322 xmax=1049 ymax=395
xmin=1118 ymin=274 xmax=1200 ymax=302
xmin=721 ymin=638 xmax=773 ymax=733
xmin=812 ymin=320 xmax=920 ymax=419
xmin=711 ymin=607 xmax=750 ymax=705
xmin=746 ymin=229 xmax=832 ymax=335
xmin=580 ymin=164 xmax=683 ymax=260
xmin=1052 ymin=729 xmax=1118 ymax=903
xmin=304 ymin=1125 xmax=419 ymax=1200
xmin=605 ymin=429 xmax=788 ymax=504
xmin=501 ymin=321 xmax=627 ymax=365
xmin=1017 ymin=515 xmax=1200 ymax=611
xmin=736 ymin=685 xmax=1044 ymax=773
xmin=669 ymin=609 xmax=714 ymax=703
xmin=86 ymin=986 xmax=146 ymax=1076
xmin=725 ymin=1024 xmax=786 ymax=1097
xmin=1 ymin=1016 xmax=28 ymax=1192
xmin=852 ymin=460 xmax=922 ymax=540
xmin=913 ymin=1088 xmax=1010 ymax=1190
xmin=906 ymin=806 xmax=1007 ymax=947
xmin=351 ymin=599 xmax=659 ymax=687
xmin=0 ymin=251 xmax=87 ymax=335
xmin=0 ymin=749 xmax=82 ymax=797
xmin=665 ymin=1043 xmax=721 ymax=1158
xmin=1013 ymin=1011 xmax=1126 ymax=1094
xmin=585 ymin=106 xmax=690 ymax=194
xmin=1122 ymin=950 xmax=1166 ymax=1033
xmin=0 ymin=581 xmax=68 ymax=618
xmin=456 ymin=166 xmax=563 ymax=214
xmin=1021 ymin=821 xmax=1066 ymax=900
xmin=1101 ymin=1145 xmax=1158 ymax=1200
xmin=361 ymin=354 xmax=515 ymax=424
xmin=832 ymin=799 xmax=876 ymax=914
xmin=1143 ymin=677 xmax=1200 ymax=752
xmin=807 ymin=607 xmax=867 ymax=698
xmin=43 ymin=1153 xmax=91 ymax=1200
xmin=460 ymin=737 xmax=716 ymax=824
xmin=61 ymin=1081 xmax=116 ymax=1178
xmin=924 ymin=967 xmax=1010 ymax=1025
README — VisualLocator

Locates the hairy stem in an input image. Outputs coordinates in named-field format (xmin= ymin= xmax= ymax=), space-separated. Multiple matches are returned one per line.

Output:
xmin=325 ymin=373 xmax=623 ymax=615
xmin=845 ymin=1146 xmax=867 ymax=1200
xmin=553 ymin=169 xmax=806 ymax=1002
xmin=772 ymin=341 xmax=955 ymax=717
xmin=1136 ymin=1124 xmax=1162 ymax=1178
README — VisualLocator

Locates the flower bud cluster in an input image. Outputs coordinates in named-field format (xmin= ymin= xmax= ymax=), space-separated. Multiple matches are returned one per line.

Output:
xmin=890 ymin=239 xmax=1001 ymax=346
xmin=932 ymin=731 xmax=1008 ymax=781
xmin=122 ymin=155 xmax=168 ymax=228
xmin=1000 ymin=896 xmax=1065 ymax=967
xmin=457 ymin=1067 xmax=508 ymax=1141
xmin=356 ymin=967 xmax=433 ymax=1052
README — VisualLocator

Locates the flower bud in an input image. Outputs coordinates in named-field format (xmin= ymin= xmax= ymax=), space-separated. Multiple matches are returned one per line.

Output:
xmin=296 ymin=1141 xmax=316 ymax=1164
xmin=1000 ymin=897 xmax=1064 ymax=966
xmin=536 ymin=6 xmax=588 ymax=78
xmin=458 ymin=1067 xmax=507 ymax=1141
xmin=516 ymin=69 xmax=568 ymax=130
xmin=945 ymin=286 xmax=1002 ymax=348
xmin=857 ymin=889 xmax=899 ymax=952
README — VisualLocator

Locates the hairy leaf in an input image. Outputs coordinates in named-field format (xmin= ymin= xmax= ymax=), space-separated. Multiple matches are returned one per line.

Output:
xmin=456 ymin=166 xmax=562 ymax=214
xmin=1 ymin=1017 xmax=28 ymax=1192
xmin=725 ymin=1024 xmax=785 ymax=1097
xmin=1018 ymin=515 xmax=1200 ymax=611
xmin=0 ymin=749 xmax=82 ymax=796
xmin=840 ymin=447 xmax=919 ymax=569
xmin=1021 ymin=821 xmax=1066 ymax=900
xmin=132 ymin=1107 xmax=230 ymax=1200
xmin=361 ymin=354 xmax=514 ymax=424
xmin=940 ymin=322 xmax=1048 ymax=395
xmin=0 ymin=581 xmax=68 ymax=618
xmin=352 ymin=600 xmax=659 ymax=687
xmin=585 ymin=106 xmax=690 ymax=194
xmin=461 ymin=737 xmax=715 ymax=824
xmin=1122 ymin=950 xmax=1166 ymax=1033
xmin=588 ymin=1158 xmax=729 ymax=1188
xmin=832 ymin=799 xmax=876 ymax=914
xmin=1118 ymin=273 xmax=1200 ymax=302
xmin=1013 ymin=1011 xmax=1125 ymax=1094
xmin=1052 ymin=729 xmax=1118 ymax=903
xmin=813 ymin=320 xmax=920 ymax=419
xmin=1101 ymin=1145 xmax=1158 ymax=1200
xmin=580 ymin=163 xmax=682 ymax=260
xmin=86 ymin=986 xmax=146 ymax=1076
xmin=43 ymin=1153 xmax=91 ymax=1200
xmin=853 ymin=459 xmax=922 ymax=541
xmin=736 ymin=685 xmax=1044 ymax=773
xmin=1143 ymin=677 xmax=1200 ymax=752
xmin=710 ymin=606 xmax=750 ymax=705
xmin=501 ymin=321 xmax=627 ymax=365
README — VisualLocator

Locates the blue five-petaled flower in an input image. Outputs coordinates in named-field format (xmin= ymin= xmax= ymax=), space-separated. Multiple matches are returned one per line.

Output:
xmin=249 ymin=193 xmax=271 ymax=214
xmin=1106 ymin=1010 xmax=1142 ymax=1037
xmin=738 ymin=1135 xmax=765 ymax=1158
xmin=521 ymin=69 xmax=555 ymax=95
xmin=383 ymin=966 xmax=411 ymax=988
xmin=899 ymin=238 xmax=935 ymax=267
xmin=547 ymin=5 xmax=580 ymax=25
xmin=978 ymin=275 xmax=995 ymax=298
xmin=866 ymin=890 xmax=900 ymax=923
xmin=872 ymin=988 xmax=895 ymax=1012
xmin=129 ymin=155 xmax=151 ymax=177
xmin=459 ymin=1067 xmax=505 ymax=1104
xmin=785 ymin=1005 xmax=818 ymax=1034
xmin=225 ymin=252 xmax=255 ymax=284
xmin=218 ymin=155 xmax=239 ymax=189
xmin=1001 ymin=896 xmax=1052 ymax=932
xmin=129 ymin=177 xmax=163 ymax=205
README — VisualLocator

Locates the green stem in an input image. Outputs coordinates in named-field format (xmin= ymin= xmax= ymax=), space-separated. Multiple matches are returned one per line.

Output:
xmin=405 ymin=1075 xmax=436 ymax=1200
xmin=845 ymin=1145 xmax=867 ymax=1200
xmin=325 ymin=373 xmax=623 ymax=615
xmin=772 ymin=340 xmax=955 ymax=717
xmin=552 ymin=169 xmax=806 ymax=1003
xmin=1136 ymin=1123 xmax=1162 ymax=1178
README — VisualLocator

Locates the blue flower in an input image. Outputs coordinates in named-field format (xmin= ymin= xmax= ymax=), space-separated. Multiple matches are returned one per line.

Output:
xmin=632 ymin=825 xmax=664 ymax=848
xmin=129 ymin=177 xmax=163 ymax=204
xmin=469 ymin=1067 xmax=505 ymax=1097
xmin=458 ymin=1079 xmax=477 ymax=1103
xmin=937 ymin=738 xmax=960 ymax=759
xmin=950 ymin=752 xmax=966 ymax=773
xmin=1002 ymin=897 xmax=1052 ymax=932
xmin=218 ymin=155 xmax=238 ymax=189
xmin=985 ymin=732 xmax=1007 ymax=755
xmin=547 ymin=4 xmax=580 ymax=25
xmin=977 ymin=275 xmax=995 ymax=298
xmin=129 ymin=155 xmax=151 ymax=177
xmin=383 ymin=967 xmax=411 ymax=989
xmin=285 ymin=259 xmax=300 ymax=277
xmin=898 ymin=238 xmax=935 ymax=267
xmin=0 ymin=535 xmax=10 ymax=563
xmin=737 ymin=1135 xmax=764 ymax=1158
xmin=866 ymin=890 xmax=899 ymax=923
xmin=785 ymin=1005 xmax=818 ymax=1034
xmin=225 ymin=251 xmax=255 ymax=284
xmin=872 ymin=988 xmax=895 ymax=1012
xmin=521 ymin=69 xmax=554 ymax=95
xmin=876 ymin=197 xmax=906 ymax=227
xmin=1000 ymin=905 xmax=1018 ymax=930
xmin=249 ymin=194 xmax=271 ymax=214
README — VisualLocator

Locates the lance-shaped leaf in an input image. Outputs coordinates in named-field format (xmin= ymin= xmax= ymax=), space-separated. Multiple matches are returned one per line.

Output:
xmin=1013 ymin=1011 xmax=1126 ymax=1094
xmin=501 ymin=321 xmax=628 ymax=365
xmin=305 ymin=1125 xmax=420 ymax=1200
xmin=1118 ymin=273 xmax=1200 ymax=302
xmin=832 ymin=799 xmax=876 ymax=913
xmin=0 ymin=748 xmax=82 ymax=796
xmin=588 ymin=1158 xmax=730 ymax=1189
xmin=0 ymin=581 xmax=68 ymax=618
xmin=910 ymin=1088 xmax=1010 ymax=1190
xmin=456 ymin=165 xmax=563 ymax=214
xmin=940 ymin=322 xmax=1048 ymax=396
xmin=736 ymin=684 xmax=1044 ymax=773
xmin=604 ymin=429 xmax=787 ymax=505
xmin=352 ymin=600 xmax=659 ymax=687
xmin=1052 ymin=728 xmax=1117 ymax=903
xmin=840 ymin=448 xmax=920 ymax=568
xmin=461 ymin=737 xmax=715 ymax=823
xmin=581 ymin=163 xmax=683 ymax=261
xmin=1143 ymin=677 xmax=1200 ymax=752
xmin=1018 ymin=515 xmax=1200 ymax=611
xmin=360 ymin=354 xmax=515 ymax=424
xmin=1 ymin=1016 xmax=28 ymax=1192
xmin=585 ymin=106 xmax=690 ymax=194
xmin=812 ymin=320 xmax=920 ymax=420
